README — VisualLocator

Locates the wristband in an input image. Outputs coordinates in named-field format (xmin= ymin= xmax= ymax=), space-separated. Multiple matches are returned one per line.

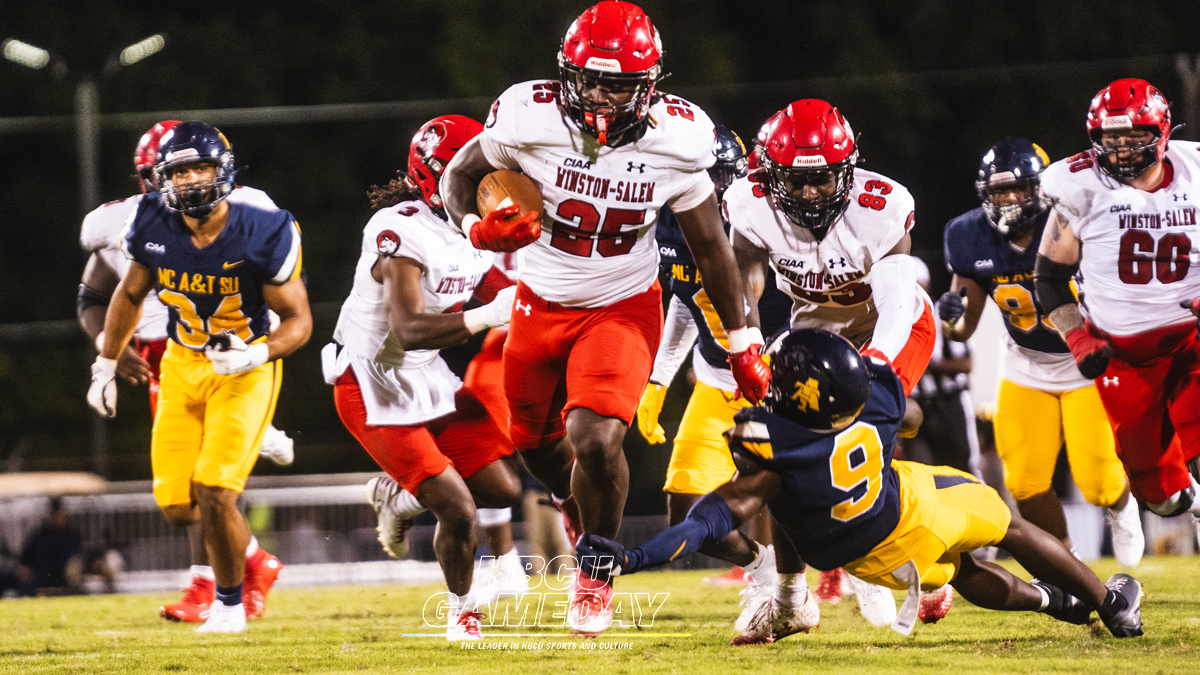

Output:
xmin=460 ymin=213 xmax=481 ymax=239
xmin=726 ymin=326 xmax=764 ymax=354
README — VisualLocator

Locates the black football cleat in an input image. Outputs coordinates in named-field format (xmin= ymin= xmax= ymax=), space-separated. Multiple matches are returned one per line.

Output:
xmin=1098 ymin=573 xmax=1143 ymax=638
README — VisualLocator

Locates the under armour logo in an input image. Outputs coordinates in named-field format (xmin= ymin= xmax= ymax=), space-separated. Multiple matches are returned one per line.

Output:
xmin=828 ymin=256 xmax=847 ymax=268
xmin=1102 ymin=376 xmax=1119 ymax=387
xmin=1175 ymin=193 xmax=1189 ymax=202
xmin=515 ymin=300 xmax=532 ymax=316
xmin=627 ymin=162 xmax=646 ymax=174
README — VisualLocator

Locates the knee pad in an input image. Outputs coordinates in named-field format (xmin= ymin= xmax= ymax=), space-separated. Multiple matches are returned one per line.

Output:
xmin=1146 ymin=485 xmax=1195 ymax=517
xmin=477 ymin=507 xmax=513 ymax=527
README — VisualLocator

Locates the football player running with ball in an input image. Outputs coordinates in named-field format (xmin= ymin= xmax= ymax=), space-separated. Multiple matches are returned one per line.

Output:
xmin=88 ymin=122 xmax=312 ymax=633
xmin=78 ymin=121 xmax=291 ymax=625
xmin=440 ymin=1 xmax=768 ymax=635
xmin=324 ymin=115 xmax=522 ymax=642
xmin=577 ymin=329 xmax=1145 ymax=641
xmin=727 ymin=100 xmax=944 ymax=625
xmin=941 ymin=137 xmax=1143 ymax=567
xmin=1036 ymin=79 xmax=1200 ymax=534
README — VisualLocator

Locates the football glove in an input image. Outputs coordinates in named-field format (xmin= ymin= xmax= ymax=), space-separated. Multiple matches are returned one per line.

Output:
xmin=468 ymin=205 xmax=541 ymax=252
xmin=87 ymin=356 xmax=119 ymax=418
xmin=937 ymin=287 xmax=968 ymax=323
xmin=206 ymin=332 xmax=271 ymax=376
xmin=636 ymin=383 xmax=668 ymax=444
xmin=462 ymin=285 xmax=519 ymax=334
xmin=728 ymin=327 xmax=770 ymax=405
xmin=1064 ymin=328 xmax=1111 ymax=379
xmin=575 ymin=533 xmax=628 ymax=583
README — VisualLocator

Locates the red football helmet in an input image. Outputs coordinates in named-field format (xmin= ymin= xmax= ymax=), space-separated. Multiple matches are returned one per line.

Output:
xmin=133 ymin=120 xmax=181 ymax=193
xmin=757 ymin=99 xmax=858 ymax=239
xmin=1086 ymin=78 xmax=1171 ymax=180
xmin=558 ymin=1 xmax=663 ymax=146
xmin=407 ymin=115 xmax=484 ymax=210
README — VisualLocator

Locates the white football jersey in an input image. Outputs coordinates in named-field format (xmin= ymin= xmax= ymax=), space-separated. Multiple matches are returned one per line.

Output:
xmin=725 ymin=168 xmax=919 ymax=346
xmin=478 ymin=80 xmax=717 ymax=308
xmin=1042 ymin=142 xmax=1200 ymax=336
xmin=78 ymin=186 xmax=277 ymax=341
xmin=333 ymin=200 xmax=496 ymax=369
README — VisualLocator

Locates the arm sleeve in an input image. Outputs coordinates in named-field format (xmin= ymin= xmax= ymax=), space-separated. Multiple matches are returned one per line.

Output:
xmin=868 ymin=254 xmax=920 ymax=360
xmin=649 ymin=295 xmax=699 ymax=386
xmin=624 ymin=493 xmax=737 ymax=573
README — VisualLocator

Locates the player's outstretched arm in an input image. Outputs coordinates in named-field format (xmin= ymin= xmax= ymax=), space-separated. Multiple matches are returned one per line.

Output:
xmin=1033 ymin=210 xmax=1110 ymax=378
xmin=940 ymin=275 xmax=988 ymax=342
xmin=866 ymin=236 xmax=920 ymax=361
xmin=576 ymin=471 xmax=780 ymax=580
xmin=676 ymin=194 xmax=748 ymax=332
xmin=262 ymin=277 xmax=313 ymax=360
xmin=378 ymin=256 xmax=514 ymax=351
xmin=732 ymin=230 xmax=770 ymax=331
xmin=441 ymin=136 xmax=501 ymax=233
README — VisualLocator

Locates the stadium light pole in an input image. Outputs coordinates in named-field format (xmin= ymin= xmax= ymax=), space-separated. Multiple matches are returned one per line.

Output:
xmin=3 ymin=35 xmax=167 ymax=480
xmin=1176 ymin=53 xmax=1200 ymax=143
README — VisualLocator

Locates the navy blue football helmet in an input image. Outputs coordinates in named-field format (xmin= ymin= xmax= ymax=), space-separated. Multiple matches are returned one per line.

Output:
xmin=763 ymin=328 xmax=871 ymax=432
xmin=709 ymin=124 xmax=748 ymax=198
xmin=975 ymin=137 xmax=1051 ymax=240
xmin=154 ymin=121 xmax=236 ymax=218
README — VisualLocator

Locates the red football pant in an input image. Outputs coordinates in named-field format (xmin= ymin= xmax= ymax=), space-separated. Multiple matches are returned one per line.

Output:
xmin=136 ymin=338 xmax=168 ymax=418
xmin=333 ymin=369 xmax=513 ymax=495
xmin=864 ymin=299 xmax=936 ymax=397
xmin=503 ymin=280 xmax=663 ymax=451
xmin=1089 ymin=321 xmax=1200 ymax=504
xmin=465 ymin=327 xmax=511 ymax=442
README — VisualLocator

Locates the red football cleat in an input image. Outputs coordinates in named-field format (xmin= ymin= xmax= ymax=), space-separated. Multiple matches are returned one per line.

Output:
xmin=243 ymin=548 xmax=283 ymax=619
xmin=814 ymin=568 xmax=846 ymax=604
xmin=159 ymin=574 xmax=215 ymax=623
xmin=567 ymin=568 xmax=614 ymax=634
xmin=918 ymin=584 xmax=954 ymax=624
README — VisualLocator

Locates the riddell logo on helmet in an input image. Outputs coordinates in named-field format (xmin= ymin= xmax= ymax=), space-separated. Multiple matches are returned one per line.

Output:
xmin=165 ymin=148 xmax=200 ymax=162
xmin=792 ymin=155 xmax=828 ymax=168
xmin=1101 ymin=115 xmax=1133 ymax=130
xmin=584 ymin=56 xmax=622 ymax=72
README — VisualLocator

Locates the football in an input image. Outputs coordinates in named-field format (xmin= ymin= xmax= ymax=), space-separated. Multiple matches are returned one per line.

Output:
xmin=476 ymin=169 xmax=545 ymax=221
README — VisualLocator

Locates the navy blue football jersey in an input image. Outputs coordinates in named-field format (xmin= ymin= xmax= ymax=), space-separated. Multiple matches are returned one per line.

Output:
xmin=122 ymin=197 xmax=303 ymax=350
xmin=657 ymin=205 xmax=791 ymax=369
xmin=727 ymin=360 xmax=905 ymax=570
xmin=943 ymin=208 xmax=1067 ymax=353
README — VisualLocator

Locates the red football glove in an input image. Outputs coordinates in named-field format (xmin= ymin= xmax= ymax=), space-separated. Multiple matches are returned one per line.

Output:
xmin=860 ymin=347 xmax=892 ymax=365
xmin=468 ymin=204 xmax=542 ymax=252
xmin=729 ymin=348 xmax=771 ymax=404
xmin=1064 ymin=327 xmax=1111 ymax=379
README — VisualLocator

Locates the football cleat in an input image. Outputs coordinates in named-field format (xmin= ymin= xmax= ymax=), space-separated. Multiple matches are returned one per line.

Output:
xmin=366 ymin=476 xmax=423 ymax=559
xmin=258 ymin=425 xmax=295 ymax=466
xmin=195 ymin=601 xmax=247 ymax=634
xmin=1099 ymin=573 xmax=1144 ymax=638
xmin=446 ymin=608 xmax=484 ymax=642
xmin=918 ymin=584 xmax=954 ymax=624
xmin=734 ymin=565 xmax=777 ymax=632
xmin=243 ymin=548 xmax=283 ymax=619
xmin=1106 ymin=500 xmax=1145 ymax=568
xmin=849 ymin=574 xmax=897 ymax=627
xmin=702 ymin=566 xmax=747 ymax=587
xmin=567 ymin=568 xmax=614 ymax=634
xmin=731 ymin=583 xmax=820 ymax=645
xmin=160 ymin=574 xmax=215 ymax=623
xmin=814 ymin=568 xmax=847 ymax=604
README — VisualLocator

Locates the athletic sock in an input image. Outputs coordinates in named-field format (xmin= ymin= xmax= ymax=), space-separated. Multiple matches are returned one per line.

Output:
xmin=740 ymin=543 xmax=771 ymax=578
xmin=215 ymin=583 xmax=243 ymax=607
xmin=1032 ymin=582 xmax=1058 ymax=613
xmin=190 ymin=565 xmax=215 ymax=581
xmin=1100 ymin=589 xmax=1128 ymax=618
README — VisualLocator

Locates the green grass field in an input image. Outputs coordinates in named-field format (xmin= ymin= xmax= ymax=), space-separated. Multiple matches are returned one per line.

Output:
xmin=2 ymin=558 xmax=1199 ymax=675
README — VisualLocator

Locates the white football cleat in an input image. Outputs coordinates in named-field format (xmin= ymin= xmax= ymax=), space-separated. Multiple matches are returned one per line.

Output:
xmin=849 ymin=574 xmax=897 ymax=627
xmin=366 ymin=476 xmax=426 ymax=559
xmin=734 ymin=547 xmax=777 ymax=633
xmin=195 ymin=602 xmax=247 ymax=634
xmin=1106 ymin=499 xmax=1145 ymax=568
xmin=446 ymin=608 xmax=483 ymax=642
xmin=258 ymin=425 xmax=294 ymax=466
xmin=731 ymin=581 xmax=819 ymax=645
